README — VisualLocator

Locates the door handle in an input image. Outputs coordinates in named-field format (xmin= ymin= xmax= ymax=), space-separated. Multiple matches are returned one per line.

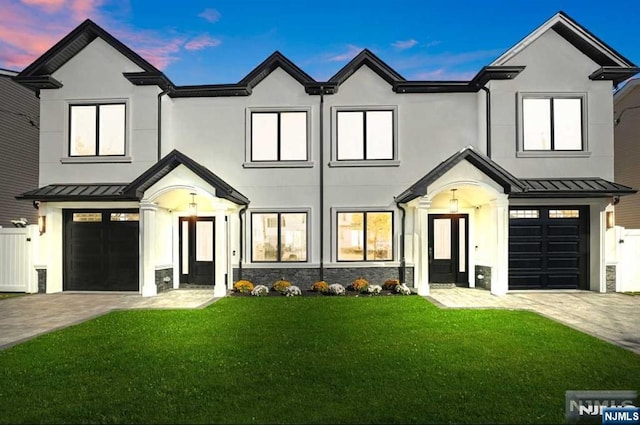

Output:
xmin=428 ymin=247 xmax=433 ymax=264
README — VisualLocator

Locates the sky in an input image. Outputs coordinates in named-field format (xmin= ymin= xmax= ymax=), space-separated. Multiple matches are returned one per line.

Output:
xmin=1 ymin=0 xmax=639 ymax=86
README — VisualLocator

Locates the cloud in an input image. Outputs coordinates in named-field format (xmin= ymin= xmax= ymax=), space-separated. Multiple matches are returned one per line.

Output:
xmin=198 ymin=8 xmax=221 ymax=23
xmin=184 ymin=34 xmax=222 ymax=51
xmin=392 ymin=39 xmax=418 ymax=50
xmin=410 ymin=69 xmax=477 ymax=81
xmin=326 ymin=44 xmax=363 ymax=62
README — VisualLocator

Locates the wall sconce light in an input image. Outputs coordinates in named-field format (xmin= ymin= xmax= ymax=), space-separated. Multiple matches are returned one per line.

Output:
xmin=188 ymin=192 xmax=198 ymax=217
xmin=606 ymin=210 xmax=615 ymax=229
xmin=449 ymin=189 xmax=458 ymax=213
xmin=38 ymin=215 xmax=46 ymax=235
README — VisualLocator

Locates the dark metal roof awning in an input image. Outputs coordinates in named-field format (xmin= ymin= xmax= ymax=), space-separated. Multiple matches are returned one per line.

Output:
xmin=513 ymin=178 xmax=636 ymax=198
xmin=17 ymin=184 xmax=134 ymax=201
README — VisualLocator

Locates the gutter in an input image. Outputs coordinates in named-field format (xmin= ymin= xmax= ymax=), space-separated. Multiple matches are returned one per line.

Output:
xmin=395 ymin=199 xmax=406 ymax=283
xmin=238 ymin=204 xmax=248 ymax=280
xmin=319 ymin=86 xmax=325 ymax=281
xmin=157 ymin=87 xmax=170 ymax=161
xmin=479 ymin=86 xmax=491 ymax=158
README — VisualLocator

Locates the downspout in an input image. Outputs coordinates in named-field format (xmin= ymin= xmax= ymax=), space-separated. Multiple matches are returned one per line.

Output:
xmin=395 ymin=200 xmax=406 ymax=283
xmin=319 ymin=86 xmax=325 ymax=282
xmin=238 ymin=204 xmax=248 ymax=280
xmin=480 ymin=86 xmax=491 ymax=158
xmin=157 ymin=87 xmax=170 ymax=161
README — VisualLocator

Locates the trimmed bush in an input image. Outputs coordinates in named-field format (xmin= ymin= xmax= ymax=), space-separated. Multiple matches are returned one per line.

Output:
xmin=396 ymin=283 xmax=412 ymax=295
xmin=367 ymin=285 xmax=382 ymax=295
xmin=233 ymin=280 xmax=254 ymax=293
xmin=328 ymin=284 xmax=346 ymax=296
xmin=310 ymin=281 xmax=329 ymax=293
xmin=382 ymin=279 xmax=400 ymax=290
xmin=284 ymin=286 xmax=302 ymax=297
xmin=251 ymin=285 xmax=269 ymax=297
xmin=351 ymin=277 xmax=369 ymax=292
xmin=272 ymin=280 xmax=292 ymax=293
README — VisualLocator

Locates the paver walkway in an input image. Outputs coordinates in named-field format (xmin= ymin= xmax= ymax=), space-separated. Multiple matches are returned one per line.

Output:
xmin=428 ymin=288 xmax=640 ymax=354
xmin=0 ymin=290 xmax=218 ymax=350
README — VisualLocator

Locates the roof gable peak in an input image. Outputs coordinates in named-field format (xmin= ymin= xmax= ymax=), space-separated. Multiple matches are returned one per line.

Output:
xmin=329 ymin=48 xmax=405 ymax=86
xmin=238 ymin=50 xmax=315 ymax=89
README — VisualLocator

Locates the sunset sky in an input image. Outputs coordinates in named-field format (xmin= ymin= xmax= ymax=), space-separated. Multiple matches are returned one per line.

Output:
xmin=1 ymin=0 xmax=639 ymax=85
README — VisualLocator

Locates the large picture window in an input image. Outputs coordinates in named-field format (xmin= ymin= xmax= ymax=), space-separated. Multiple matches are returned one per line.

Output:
xmin=69 ymin=103 xmax=126 ymax=156
xmin=251 ymin=111 xmax=307 ymax=161
xmin=251 ymin=212 xmax=307 ymax=262
xmin=337 ymin=110 xmax=393 ymax=160
xmin=337 ymin=211 xmax=393 ymax=261
xmin=522 ymin=96 xmax=583 ymax=151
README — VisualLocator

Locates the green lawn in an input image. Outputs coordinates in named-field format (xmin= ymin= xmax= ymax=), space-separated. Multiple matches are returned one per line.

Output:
xmin=0 ymin=297 xmax=638 ymax=424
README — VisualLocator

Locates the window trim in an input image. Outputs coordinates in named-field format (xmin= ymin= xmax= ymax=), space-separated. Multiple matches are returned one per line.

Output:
xmin=330 ymin=106 xmax=399 ymax=167
xmin=516 ymin=92 xmax=590 ymax=158
xmin=66 ymin=101 xmax=129 ymax=162
xmin=335 ymin=209 xmax=394 ymax=262
xmin=244 ymin=107 xmax=313 ymax=168
xmin=250 ymin=210 xmax=310 ymax=263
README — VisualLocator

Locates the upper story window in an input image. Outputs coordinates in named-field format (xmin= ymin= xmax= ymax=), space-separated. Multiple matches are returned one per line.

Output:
xmin=336 ymin=211 xmax=393 ymax=262
xmin=69 ymin=103 xmax=126 ymax=156
xmin=251 ymin=211 xmax=308 ymax=262
xmin=330 ymin=106 xmax=399 ymax=167
xmin=245 ymin=108 xmax=311 ymax=168
xmin=518 ymin=93 xmax=588 ymax=157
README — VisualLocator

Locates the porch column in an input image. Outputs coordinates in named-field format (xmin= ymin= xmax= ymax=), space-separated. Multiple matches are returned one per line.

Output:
xmin=417 ymin=199 xmax=431 ymax=296
xmin=214 ymin=211 xmax=228 ymax=297
xmin=140 ymin=202 xmax=158 ymax=297
xmin=490 ymin=195 xmax=509 ymax=296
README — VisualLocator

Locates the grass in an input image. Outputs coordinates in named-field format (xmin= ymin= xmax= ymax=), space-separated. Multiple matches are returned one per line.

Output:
xmin=0 ymin=292 xmax=28 ymax=300
xmin=0 ymin=297 xmax=638 ymax=424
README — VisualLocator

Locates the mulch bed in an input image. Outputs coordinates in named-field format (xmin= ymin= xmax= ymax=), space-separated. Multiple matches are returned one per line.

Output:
xmin=229 ymin=289 xmax=414 ymax=297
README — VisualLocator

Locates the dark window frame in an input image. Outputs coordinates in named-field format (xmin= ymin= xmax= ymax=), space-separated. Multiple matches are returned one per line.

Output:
xmin=250 ymin=111 xmax=308 ymax=162
xmin=68 ymin=103 xmax=127 ymax=157
xmin=336 ymin=210 xmax=394 ymax=262
xmin=522 ymin=96 xmax=584 ymax=152
xmin=250 ymin=211 xmax=309 ymax=263
xmin=336 ymin=110 xmax=395 ymax=161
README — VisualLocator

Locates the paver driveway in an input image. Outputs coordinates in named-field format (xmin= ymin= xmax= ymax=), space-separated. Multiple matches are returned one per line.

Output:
xmin=428 ymin=288 xmax=640 ymax=354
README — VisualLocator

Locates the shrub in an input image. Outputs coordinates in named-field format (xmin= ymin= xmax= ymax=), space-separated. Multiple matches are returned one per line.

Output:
xmin=367 ymin=284 xmax=382 ymax=295
xmin=233 ymin=279 xmax=254 ymax=293
xmin=310 ymin=281 xmax=329 ymax=293
xmin=272 ymin=279 xmax=292 ymax=293
xmin=284 ymin=286 xmax=302 ymax=297
xmin=251 ymin=285 xmax=269 ymax=297
xmin=382 ymin=279 xmax=400 ymax=290
xmin=395 ymin=283 xmax=412 ymax=295
xmin=328 ymin=283 xmax=345 ymax=296
xmin=351 ymin=277 xmax=369 ymax=292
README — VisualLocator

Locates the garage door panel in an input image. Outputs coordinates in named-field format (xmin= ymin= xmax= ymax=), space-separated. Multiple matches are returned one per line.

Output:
xmin=547 ymin=225 xmax=579 ymax=236
xmin=509 ymin=257 xmax=543 ymax=270
xmin=509 ymin=274 xmax=544 ymax=289
xmin=547 ymin=274 xmax=580 ymax=288
xmin=509 ymin=241 xmax=542 ymax=253
xmin=547 ymin=256 xmax=579 ymax=269
xmin=509 ymin=225 xmax=542 ymax=237
xmin=547 ymin=241 xmax=579 ymax=253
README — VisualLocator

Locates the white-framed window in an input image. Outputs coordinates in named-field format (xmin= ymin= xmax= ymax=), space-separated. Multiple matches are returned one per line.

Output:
xmin=518 ymin=93 xmax=588 ymax=157
xmin=69 ymin=103 xmax=126 ymax=157
xmin=336 ymin=210 xmax=393 ymax=261
xmin=330 ymin=106 xmax=399 ymax=167
xmin=251 ymin=211 xmax=308 ymax=262
xmin=244 ymin=107 xmax=312 ymax=168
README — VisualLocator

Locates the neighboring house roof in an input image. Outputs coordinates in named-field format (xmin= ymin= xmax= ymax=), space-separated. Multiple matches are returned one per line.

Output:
xmin=395 ymin=146 xmax=637 ymax=203
xmin=14 ymin=19 xmax=171 ymax=91
xmin=17 ymin=150 xmax=250 ymax=205
xmin=491 ymin=11 xmax=639 ymax=84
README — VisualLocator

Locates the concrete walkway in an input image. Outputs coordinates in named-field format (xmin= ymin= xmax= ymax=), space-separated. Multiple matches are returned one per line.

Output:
xmin=428 ymin=288 xmax=640 ymax=354
xmin=0 ymin=290 xmax=218 ymax=350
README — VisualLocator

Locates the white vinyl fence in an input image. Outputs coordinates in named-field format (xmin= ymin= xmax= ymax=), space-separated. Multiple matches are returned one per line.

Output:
xmin=0 ymin=225 xmax=38 ymax=293
xmin=616 ymin=228 xmax=640 ymax=292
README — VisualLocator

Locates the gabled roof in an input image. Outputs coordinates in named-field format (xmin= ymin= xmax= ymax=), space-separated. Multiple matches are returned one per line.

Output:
xmin=395 ymin=147 xmax=525 ymax=203
xmin=124 ymin=150 xmax=249 ymax=205
xmin=329 ymin=49 xmax=405 ymax=87
xmin=15 ymin=19 xmax=171 ymax=91
xmin=614 ymin=78 xmax=640 ymax=104
xmin=491 ymin=11 xmax=638 ymax=84
xmin=239 ymin=51 xmax=315 ymax=89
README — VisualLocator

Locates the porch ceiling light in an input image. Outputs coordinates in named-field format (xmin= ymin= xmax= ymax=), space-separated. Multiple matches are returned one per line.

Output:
xmin=449 ymin=189 xmax=458 ymax=213
xmin=188 ymin=192 xmax=198 ymax=217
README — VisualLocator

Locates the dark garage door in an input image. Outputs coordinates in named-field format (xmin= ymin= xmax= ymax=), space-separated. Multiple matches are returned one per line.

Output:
xmin=509 ymin=206 xmax=589 ymax=290
xmin=64 ymin=210 xmax=139 ymax=291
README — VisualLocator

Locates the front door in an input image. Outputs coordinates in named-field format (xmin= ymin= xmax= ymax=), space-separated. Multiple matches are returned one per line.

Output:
xmin=179 ymin=216 xmax=215 ymax=285
xmin=428 ymin=214 xmax=468 ymax=285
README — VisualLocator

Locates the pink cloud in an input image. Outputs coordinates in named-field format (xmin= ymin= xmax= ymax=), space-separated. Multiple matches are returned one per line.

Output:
xmin=20 ymin=0 xmax=65 ymax=12
xmin=198 ymin=8 xmax=221 ymax=23
xmin=184 ymin=34 xmax=221 ymax=51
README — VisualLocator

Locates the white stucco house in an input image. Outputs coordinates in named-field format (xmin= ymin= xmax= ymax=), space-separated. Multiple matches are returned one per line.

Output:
xmin=13 ymin=11 xmax=638 ymax=297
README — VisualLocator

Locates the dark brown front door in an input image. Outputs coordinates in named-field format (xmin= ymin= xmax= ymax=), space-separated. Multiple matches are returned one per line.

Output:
xmin=428 ymin=214 xmax=468 ymax=285
xmin=179 ymin=216 xmax=215 ymax=285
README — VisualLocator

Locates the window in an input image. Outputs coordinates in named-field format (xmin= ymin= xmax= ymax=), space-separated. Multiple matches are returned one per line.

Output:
xmin=337 ymin=211 xmax=393 ymax=261
xmin=521 ymin=96 xmax=583 ymax=151
xmin=72 ymin=212 xmax=102 ymax=222
xmin=549 ymin=209 xmax=580 ymax=218
xmin=251 ymin=212 xmax=307 ymax=262
xmin=509 ymin=210 xmax=540 ymax=219
xmin=69 ymin=104 xmax=126 ymax=156
xmin=251 ymin=111 xmax=307 ymax=161
xmin=110 ymin=213 xmax=140 ymax=221
xmin=337 ymin=110 xmax=394 ymax=160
